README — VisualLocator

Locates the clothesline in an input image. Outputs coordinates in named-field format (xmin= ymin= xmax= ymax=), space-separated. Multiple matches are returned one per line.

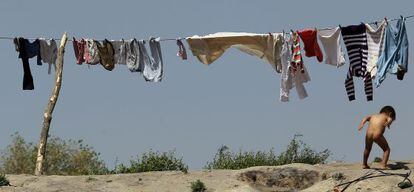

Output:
xmin=315 ymin=14 xmax=414 ymax=33
xmin=0 ymin=14 xmax=413 ymax=42
xmin=0 ymin=36 xmax=184 ymax=42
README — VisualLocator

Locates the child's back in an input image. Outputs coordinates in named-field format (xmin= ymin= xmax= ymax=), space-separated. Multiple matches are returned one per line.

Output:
xmin=366 ymin=113 xmax=390 ymax=140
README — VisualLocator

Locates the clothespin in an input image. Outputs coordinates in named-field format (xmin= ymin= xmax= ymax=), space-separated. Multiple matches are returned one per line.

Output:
xmin=176 ymin=38 xmax=187 ymax=60
xmin=384 ymin=17 xmax=388 ymax=24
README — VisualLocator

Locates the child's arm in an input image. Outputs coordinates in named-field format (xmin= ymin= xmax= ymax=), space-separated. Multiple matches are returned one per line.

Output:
xmin=358 ymin=115 xmax=371 ymax=131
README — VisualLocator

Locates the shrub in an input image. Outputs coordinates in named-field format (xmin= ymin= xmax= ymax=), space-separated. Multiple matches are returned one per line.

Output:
xmin=0 ymin=134 xmax=36 ymax=174
xmin=0 ymin=133 xmax=108 ymax=175
xmin=205 ymin=135 xmax=331 ymax=170
xmin=190 ymin=180 xmax=207 ymax=192
xmin=204 ymin=145 xmax=279 ymax=170
xmin=114 ymin=150 xmax=188 ymax=173
xmin=0 ymin=174 xmax=10 ymax=187
xmin=277 ymin=134 xmax=331 ymax=165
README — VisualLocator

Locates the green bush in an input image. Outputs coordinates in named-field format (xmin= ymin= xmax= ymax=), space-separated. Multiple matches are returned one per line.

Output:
xmin=205 ymin=135 xmax=331 ymax=170
xmin=114 ymin=150 xmax=188 ymax=173
xmin=373 ymin=157 xmax=382 ymax=163
xmin=190 ymin=179 xmax=207 ymax=192
xmin=0 ymin=174 xmax=10 ymax=187
xmin=0 ymin=133 xmax=108 ymax=175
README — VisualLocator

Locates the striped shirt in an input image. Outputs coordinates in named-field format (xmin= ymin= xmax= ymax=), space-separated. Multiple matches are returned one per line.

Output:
xmin=341 ymin=24 xmax=373 ymax=101
xmin=290 ymin=31 xmax=305 ymax=73
xmin=365 ymin=20 xmax=387 ymax=77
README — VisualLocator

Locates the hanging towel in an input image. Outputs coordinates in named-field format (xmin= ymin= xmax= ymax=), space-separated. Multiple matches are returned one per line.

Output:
xmin=317 ymin=27 xmax=346 ymax=67
xmin=39 ymin=38 xmax=58 ymax=74
xmin=341 ymin=24 xmax=373 ymax=101
xmin=139 ymin=37 xmax=163 ymax=82
xmin=298 ymin=29 xmax=323 ymax=62
xmin=110 ymin=40 xmax=127 ymax=64
xmin=96 ymin=39 xmax=115 ymax=71
xmin=73 ymin=38 xmax=86 ymax=64
xmin=187 ymin=32 xmax=284 ymax=73
xmin=280 ymin=34 xmax=310 ymax=102
xmin=375 ymin=17 xmax=409 ymax=86
xmin=365 ymin=20 xmax=387 ymax=78
xmin=13 ymin=37 xmax=42 ymax=90
xmin=125 ymin=39 xmax=141 ymax=72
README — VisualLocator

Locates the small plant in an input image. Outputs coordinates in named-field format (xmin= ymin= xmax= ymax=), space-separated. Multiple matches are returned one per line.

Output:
xmin=191 ymin=179 xmax=207 ymax=192
xmin=85 ymin=176 xmax=97 ymax=182
xmin=114 ymin=150 xmax=188 ymax=173
xmin=373 ymin=157 xmax=382 ymax=163
xmin=0 ymin=174 xmax=10 ymax=187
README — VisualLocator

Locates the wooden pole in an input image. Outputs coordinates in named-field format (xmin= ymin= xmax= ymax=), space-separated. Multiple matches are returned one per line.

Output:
xmin=35 ymin=32 xmax=68 ymax=176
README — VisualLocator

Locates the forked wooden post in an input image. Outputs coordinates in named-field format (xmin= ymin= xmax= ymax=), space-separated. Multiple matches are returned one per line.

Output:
xmin=35 ymin=32 xmax=68 ymax=176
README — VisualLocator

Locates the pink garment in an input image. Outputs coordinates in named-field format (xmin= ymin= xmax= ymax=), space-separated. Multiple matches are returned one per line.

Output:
xmin=72 ymin=38 xmax=86 ymax=64
xmin=83 ymin=40 xmax=91 ymax=64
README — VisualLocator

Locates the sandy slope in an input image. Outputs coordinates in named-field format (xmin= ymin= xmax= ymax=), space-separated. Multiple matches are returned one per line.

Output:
xmin=1 ymin=160 xmax=413 ymax=192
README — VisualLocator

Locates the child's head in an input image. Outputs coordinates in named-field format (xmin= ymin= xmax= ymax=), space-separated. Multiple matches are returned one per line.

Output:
xmin=380 ymin=105 xmax=396 ymax=121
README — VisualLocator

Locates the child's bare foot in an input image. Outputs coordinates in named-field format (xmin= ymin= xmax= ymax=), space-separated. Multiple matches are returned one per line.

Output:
xmin=380 ymin=164 xmax=390 ymax=170
xmin=362 ymin=164 xmax=370 ymax=169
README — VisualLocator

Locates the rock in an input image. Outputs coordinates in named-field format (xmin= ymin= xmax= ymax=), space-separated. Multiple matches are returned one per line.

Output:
xmin=238 ymin=164 xmax=325 ymax=191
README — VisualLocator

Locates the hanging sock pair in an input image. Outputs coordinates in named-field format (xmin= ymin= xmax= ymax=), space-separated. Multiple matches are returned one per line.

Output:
xmin=375 ymin=16 xmax=409 ymax=87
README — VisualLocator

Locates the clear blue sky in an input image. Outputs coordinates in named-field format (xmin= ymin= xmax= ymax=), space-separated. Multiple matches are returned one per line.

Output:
xmin=0 ymin=0 xmax=413 ymax=170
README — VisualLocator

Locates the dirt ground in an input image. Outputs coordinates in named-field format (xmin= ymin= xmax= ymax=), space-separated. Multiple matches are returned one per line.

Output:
xmin=1 ymin=160 xmax=413 ymax=192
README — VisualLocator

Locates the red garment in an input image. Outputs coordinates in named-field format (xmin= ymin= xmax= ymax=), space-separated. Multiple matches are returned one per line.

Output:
xmin=72 ymin=38 xmax=86 ymax=64
xmin=298 ymin=29 xmax=323 ymax=62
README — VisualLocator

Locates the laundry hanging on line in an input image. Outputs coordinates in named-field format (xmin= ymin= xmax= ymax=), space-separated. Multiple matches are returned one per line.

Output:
xmin=375 ymin=16 xmax=409 ymax=87
xmin=9 ymin=15 xmax=411 ymax=102
xmin=72 ymin=37 xmax=164 ymax=82
xmin=186 ymin=17 xmax=409 ymax=102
